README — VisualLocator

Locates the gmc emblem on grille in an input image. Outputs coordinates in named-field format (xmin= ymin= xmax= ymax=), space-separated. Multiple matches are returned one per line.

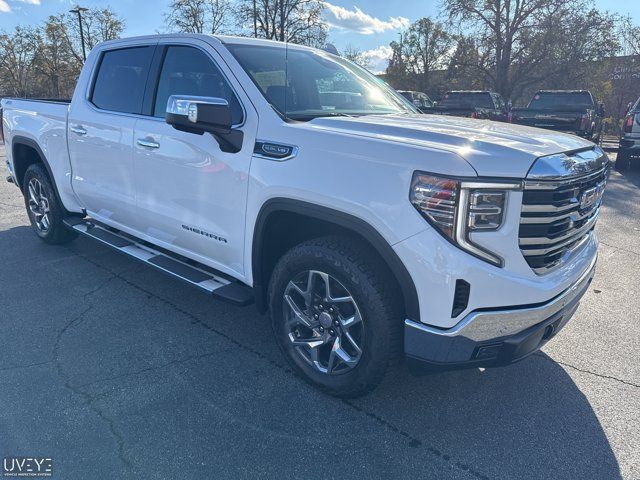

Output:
xmin=579 ymin=183 xmax=605 ymax=210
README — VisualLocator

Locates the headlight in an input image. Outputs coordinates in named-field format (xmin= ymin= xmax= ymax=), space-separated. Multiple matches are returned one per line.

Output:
xmin=409 ymin=174 xmax=459 ymax=240
xmin=410 ymin=172 xmax=520 ymax=267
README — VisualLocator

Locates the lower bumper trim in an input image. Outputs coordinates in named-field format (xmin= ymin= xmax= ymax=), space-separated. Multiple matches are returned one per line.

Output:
xmin=404 ymin=259 xmax=596 ymax=367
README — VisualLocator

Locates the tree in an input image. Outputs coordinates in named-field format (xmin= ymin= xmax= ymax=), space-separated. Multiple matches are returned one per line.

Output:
xmin=619 ymin=16 xmax=640 ymax=56
xmin=0 ymin=7 xmax=123 ymax=99
xmin=237 ymin=0 xmax=327 ymax=47
xmin=443 ymin=0 xmax=621 ymax=101
xmin=33 ymin=16 xmax=78 ymax=98
xmin=446 ymin=35 xmax=486 ymax=91
xmin=343 ymin=44 xmax=371 ymax=69
xmin=0 ymin=26 xmax=40 ymax=97
xmin=64 ymin=7 xmax=125 ymax=63
xmin=385 ymin=18 xmax=452 ymax=93
xmin=165 ymin=0 xmax=232 ymax=34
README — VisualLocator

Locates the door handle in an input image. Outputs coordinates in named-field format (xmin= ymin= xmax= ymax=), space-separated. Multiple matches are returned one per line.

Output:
xmin=70 ymin=126 xmax=87 ymax=136
xmin=137 ymin=139 xmax=160 ymax=149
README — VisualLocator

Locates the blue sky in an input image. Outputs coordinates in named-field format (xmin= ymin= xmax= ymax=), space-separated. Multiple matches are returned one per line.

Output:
xmin=1 ymin=0 xmax=639 ymax=72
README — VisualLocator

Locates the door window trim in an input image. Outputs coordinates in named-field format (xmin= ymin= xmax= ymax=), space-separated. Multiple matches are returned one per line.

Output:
xmin=146 ymin=43 xmax=247 ymax=129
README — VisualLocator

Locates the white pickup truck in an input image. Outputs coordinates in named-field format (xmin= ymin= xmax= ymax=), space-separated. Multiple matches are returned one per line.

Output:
xmin=1 ymin=34 xmax=609 ymax=396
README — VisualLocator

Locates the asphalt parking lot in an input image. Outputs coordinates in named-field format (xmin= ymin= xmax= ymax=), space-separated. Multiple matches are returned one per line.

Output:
xmin=0 ymin=145 xmax=638 ymax=480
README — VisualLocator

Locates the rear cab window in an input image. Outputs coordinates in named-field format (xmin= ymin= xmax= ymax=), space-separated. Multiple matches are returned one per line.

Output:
xmin=528 ymin=92 xmax=595 ymax=110
xmin=439 ymin=92 xmax=493 ymax=109
xmin=91 ymin=46 xmax=155 ymax=114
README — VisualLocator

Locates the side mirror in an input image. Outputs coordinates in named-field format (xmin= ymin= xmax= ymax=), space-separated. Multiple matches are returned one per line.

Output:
xmin=627 ymin=102 xmax=633 ymax=114
xmin=165 ymin=95 xmax=242 ymax=153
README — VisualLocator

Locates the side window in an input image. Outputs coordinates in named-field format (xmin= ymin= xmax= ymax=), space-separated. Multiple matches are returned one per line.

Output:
xmin=91 ymin=46 xmax=154 ymax=114
xmin=153 ymin=46 xmax=243 ymax=124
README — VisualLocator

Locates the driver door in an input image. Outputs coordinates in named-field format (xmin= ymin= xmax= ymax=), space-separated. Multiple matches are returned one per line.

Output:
xmin=132 ymin=40 xmax=257 ymax=279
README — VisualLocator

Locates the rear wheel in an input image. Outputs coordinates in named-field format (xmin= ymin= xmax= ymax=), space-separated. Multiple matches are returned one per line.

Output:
xmin=23 ymin=164 xmax=77 ymax=245
xmin=616 ymin=151 xmax=631 ymax=172
xmin=268 ymin=236 xmax=402 ymax=397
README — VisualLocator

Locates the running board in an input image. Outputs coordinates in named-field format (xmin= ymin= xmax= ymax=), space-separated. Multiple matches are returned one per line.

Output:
xmin=64 ymin=218 xmax=254 ymax=306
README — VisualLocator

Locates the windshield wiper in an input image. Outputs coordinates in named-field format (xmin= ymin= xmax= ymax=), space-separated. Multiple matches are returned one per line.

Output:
xmin=287 ymin=112 xmax=356 ymax=121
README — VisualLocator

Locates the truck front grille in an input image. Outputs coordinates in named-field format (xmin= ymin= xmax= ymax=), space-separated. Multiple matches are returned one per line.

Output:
xmin=519 ymin=166 xmax=607 ymax=274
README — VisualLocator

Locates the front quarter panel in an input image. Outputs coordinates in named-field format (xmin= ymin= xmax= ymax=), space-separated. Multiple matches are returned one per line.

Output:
xmin=244 ymin=121 xmax=479 ymax=284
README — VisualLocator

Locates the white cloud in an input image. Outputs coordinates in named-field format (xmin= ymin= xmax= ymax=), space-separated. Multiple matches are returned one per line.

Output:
xmin=0 ymin=0 xmax=42 ymax=13
xmin=323 ymin=3 xmax=409 ymax=34
xmin=361 ymin=45 xmax=393 ymax=73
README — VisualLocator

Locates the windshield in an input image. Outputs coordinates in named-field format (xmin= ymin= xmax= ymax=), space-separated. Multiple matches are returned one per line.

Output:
xmin=225 ymin=43 xmax=416 ymax=120
xmin=528 ymin=92 xmax=594 ymax=110
xmin=439 ymin=92 xmax=493 ymax=109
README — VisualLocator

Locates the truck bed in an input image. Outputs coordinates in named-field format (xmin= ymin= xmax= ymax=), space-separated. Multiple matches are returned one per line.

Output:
xmin=1 ymin=97 xmax=71 ymax=198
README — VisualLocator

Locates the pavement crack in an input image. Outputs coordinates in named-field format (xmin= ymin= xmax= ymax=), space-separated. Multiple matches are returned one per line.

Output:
xmin=51 ymin=304 xmax=133 ymax=472
xmin=598 ymin=240 xmax=640 ymax=257
xmin=68 ymin=247 xmax=492 ymax=480
xmin=535 ymin=353 xmax=640 ymax=388
xmin=0 ymin=360 xmax=52 ymax=372
xmin=82 ymin=276 xmax=114 ymax=299
xmin=75 ymin=351 xmax=219 ymax=388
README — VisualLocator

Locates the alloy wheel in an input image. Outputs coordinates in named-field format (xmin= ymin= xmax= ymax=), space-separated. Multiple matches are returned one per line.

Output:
xmin=283 ymin=270 xmax=364 ymax=375
xmin=27 ymin=178 xmax=51 ymax=233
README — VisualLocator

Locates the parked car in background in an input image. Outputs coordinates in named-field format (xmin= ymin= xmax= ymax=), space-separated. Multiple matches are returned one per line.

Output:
xmin=509 ymin=90 xmax=604 ymax=143
xmin=617 ymin=97 xmax=640 ymax=171
xmin=431 ymin=90 xmax=509 ymax=121
xmin=0 ymin=34 xmax=609 ymax=397
xmin=397 ymin=90 xmax=434 ymax=113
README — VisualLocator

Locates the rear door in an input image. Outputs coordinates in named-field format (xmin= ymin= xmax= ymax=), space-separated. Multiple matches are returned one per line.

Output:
xmin=131 ymin=39 xmax=258 ymax=278
xmin=68 ymin=44 xmax=156 ymax=228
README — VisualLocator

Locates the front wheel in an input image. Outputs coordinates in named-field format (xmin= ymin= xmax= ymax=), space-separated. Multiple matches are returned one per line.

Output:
xmin=268 ymin=236 xmax=402 ymax=397
xmin=22 ymin=164 xmax=78 ymax=245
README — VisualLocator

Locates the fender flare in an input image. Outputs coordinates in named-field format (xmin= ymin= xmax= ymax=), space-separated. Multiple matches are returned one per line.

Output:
xmin=252 ymin=198 xmax=420 ymax=322
xmin=11 ymin=136 xmax=62 ymax=200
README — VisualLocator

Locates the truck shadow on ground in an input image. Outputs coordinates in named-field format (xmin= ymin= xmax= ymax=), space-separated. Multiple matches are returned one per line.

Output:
xmin=0 ymin=224 xmax=622 ymax=480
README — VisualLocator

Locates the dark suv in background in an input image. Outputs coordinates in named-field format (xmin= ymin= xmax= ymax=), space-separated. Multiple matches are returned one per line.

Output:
xmin=431 ymin=90 xmax=509 ymax=121
xmin=509 ymin=90 xmax=604 ymax=143
xmin=617 ymin=96 xmax=640 ymax=171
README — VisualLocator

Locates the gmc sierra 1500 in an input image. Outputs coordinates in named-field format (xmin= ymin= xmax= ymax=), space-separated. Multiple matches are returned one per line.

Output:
xmin=1 ymin=34 xmax=609 ymax=397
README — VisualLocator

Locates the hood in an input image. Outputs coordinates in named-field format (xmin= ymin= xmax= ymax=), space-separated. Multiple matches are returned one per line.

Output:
xmin=306 ymin=114 xmax=594 ymax=178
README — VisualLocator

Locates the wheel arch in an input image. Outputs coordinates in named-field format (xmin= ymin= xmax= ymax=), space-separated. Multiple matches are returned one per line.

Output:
xmin=11 ymin=136 xmax=60 ymax=197
xmin=252 ymin=198 xmax=420 ymax=322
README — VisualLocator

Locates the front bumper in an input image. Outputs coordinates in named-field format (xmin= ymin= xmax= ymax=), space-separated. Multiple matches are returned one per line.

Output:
xmin=404 ymin=258 xmax=596 ymax=370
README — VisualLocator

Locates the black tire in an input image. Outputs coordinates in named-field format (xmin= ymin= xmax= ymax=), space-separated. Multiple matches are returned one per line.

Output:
xmin=268 ymin=235 xmax=403 ymax=397
xmin=22 ymin=164 xmax=78 ymax=245
xmin=616 ymin=151 xmax=631 ymax=172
